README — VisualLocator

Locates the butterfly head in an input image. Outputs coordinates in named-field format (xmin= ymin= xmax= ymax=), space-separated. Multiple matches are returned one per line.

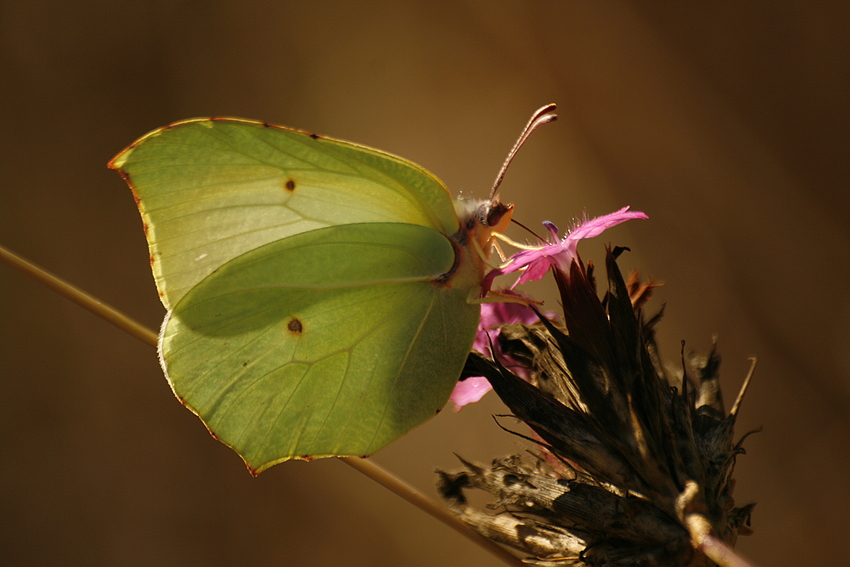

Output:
xmin=481 ymin=197 xmax=514 ymax=239
xmin=454 ymin=196 xmax=514 ymax=254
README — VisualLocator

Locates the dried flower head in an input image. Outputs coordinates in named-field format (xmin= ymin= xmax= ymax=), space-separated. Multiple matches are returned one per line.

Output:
xmin=452 ymin=207 xmax=648 ymax=411
xmin=438 ymin=247 xmax=756 ymax=567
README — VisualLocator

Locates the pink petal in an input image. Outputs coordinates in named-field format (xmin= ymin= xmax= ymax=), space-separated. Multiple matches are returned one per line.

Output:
xmin=455 ymin=295 xmax=546 ymax=411
xmin=473 ymin=296 xmax=538 ymax=353
xmin=492 ymin=207 xmax=648 ymax=286
xmin=450 ymin=377 xmax=493 ymax=411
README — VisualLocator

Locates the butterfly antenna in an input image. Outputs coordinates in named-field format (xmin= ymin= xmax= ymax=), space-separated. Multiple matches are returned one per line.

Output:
xmin=489 ymin=103 xmax=558 ymax=200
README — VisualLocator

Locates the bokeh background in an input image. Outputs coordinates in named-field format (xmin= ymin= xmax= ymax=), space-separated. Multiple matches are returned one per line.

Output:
xmin=2 ymin=2 xmax=848 ymax=566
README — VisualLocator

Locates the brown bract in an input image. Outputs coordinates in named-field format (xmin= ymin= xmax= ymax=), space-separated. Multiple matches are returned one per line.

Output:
xmin=439 ymin=248 xmax=755 ymax=567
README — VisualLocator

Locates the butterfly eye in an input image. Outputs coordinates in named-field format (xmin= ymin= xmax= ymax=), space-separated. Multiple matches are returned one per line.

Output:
xmin=485 ymin=200 xmax=513 ymax=230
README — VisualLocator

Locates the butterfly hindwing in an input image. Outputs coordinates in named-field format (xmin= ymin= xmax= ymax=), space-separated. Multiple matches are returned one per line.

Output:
xmin=162 ymin=222 xmax=480 ymax=472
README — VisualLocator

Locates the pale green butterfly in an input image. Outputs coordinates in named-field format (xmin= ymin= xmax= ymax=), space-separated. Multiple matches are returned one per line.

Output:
xmin=111 ymin=104 xmax=557 ymax=473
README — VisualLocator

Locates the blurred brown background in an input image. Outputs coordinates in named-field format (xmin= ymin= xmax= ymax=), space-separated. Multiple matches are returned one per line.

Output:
xmin=2 ymin=2 xmax=848 ymax=566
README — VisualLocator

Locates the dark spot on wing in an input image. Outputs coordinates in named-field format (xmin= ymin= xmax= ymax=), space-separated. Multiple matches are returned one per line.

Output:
xmin=285 ymin=178 xmax=296 ymax=192
xmin=309 ymin=132 xmax=321 ymax=140
xmin=287 ymin=317 xmax=303 ymax=335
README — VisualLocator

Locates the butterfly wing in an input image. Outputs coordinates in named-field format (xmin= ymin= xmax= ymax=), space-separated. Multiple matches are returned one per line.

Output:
xmin=112 ymin=119 xmax=490 ymax=471
xmin=110 ymin=118 xmax=461 ymax=309
xmin=164 ymin=222 xmax=480 ymax=472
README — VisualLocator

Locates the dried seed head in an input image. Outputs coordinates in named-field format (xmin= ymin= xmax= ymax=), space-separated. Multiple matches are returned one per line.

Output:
xmin=439 ymin=247 xmax=755 ymax=567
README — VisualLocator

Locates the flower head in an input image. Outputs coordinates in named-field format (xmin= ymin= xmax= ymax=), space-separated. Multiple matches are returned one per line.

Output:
xmin=485 ymin=206 xmax=648 ymax=291
xmin=440 ymin=247 xmax=756 ymax=567
xmin=450 ymin=297 xmax=542 ymax=410
xmin=454 ymin=207 xmax=648 ymax=411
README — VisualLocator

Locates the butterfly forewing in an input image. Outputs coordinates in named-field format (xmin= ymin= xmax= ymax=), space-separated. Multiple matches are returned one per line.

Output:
xmin=110 ymin=119 xmax=461 ymax=309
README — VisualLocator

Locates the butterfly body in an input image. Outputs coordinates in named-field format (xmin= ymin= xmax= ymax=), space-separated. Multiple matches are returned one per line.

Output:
xmin=111 ymin=118 xmax=508 ymax=472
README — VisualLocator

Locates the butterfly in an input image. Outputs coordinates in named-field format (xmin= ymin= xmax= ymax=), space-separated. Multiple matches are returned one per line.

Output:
xmin=110 ymin=105 xmax=556 ymax=473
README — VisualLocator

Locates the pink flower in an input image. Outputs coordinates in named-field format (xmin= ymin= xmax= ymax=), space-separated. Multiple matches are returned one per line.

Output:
xmin=452 ymin=207 xmax=648 ymax=411
xmin=485 ymin=207 xmax=648 ymax=291
xmin=450 ymin=296 xmax=543 ymax=411
xmin=471 ymin=300 xmax=539 ymax=354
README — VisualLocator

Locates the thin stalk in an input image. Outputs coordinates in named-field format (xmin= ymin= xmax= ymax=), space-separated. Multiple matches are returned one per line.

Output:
xmin=679 ymin=481 xmax=758 ymax=567
xmin=699 ymin=534 xmax=757 ymax=567
xmin=342 ymin=457 xmax=523 ymax=566
xmin=0 ymin=244 xmax=157 ymax=346
xmin=0 ymin=243 xmax=524 ymax=567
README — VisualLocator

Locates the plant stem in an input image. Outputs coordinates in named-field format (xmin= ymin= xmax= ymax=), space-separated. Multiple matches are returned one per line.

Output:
xmin=0 ymin=243 xmax=524 ymax=567
xmin=0 ymin=244 xmax=157 ymax=346
xmin=699 ymin=534 xmax=757 ymax=567
xmin=342 ymin=456 xmax=524 ymax=566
